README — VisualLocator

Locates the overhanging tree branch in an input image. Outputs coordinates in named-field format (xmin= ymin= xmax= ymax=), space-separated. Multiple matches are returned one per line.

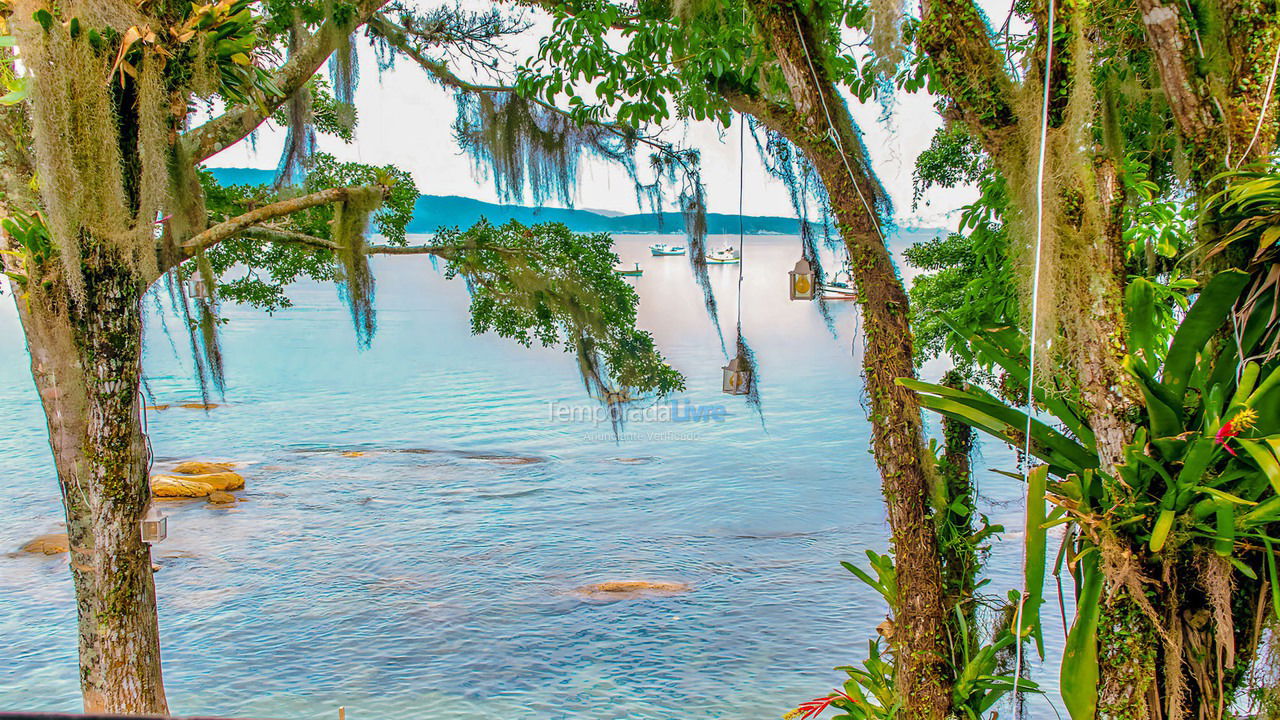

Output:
xmin=177 ymin=185 xmax=383 ymax=260
xmin=918 ymin=0 xmax=1019 ymax=148
xmin=182 ymin=0 xmax=389 ymax=164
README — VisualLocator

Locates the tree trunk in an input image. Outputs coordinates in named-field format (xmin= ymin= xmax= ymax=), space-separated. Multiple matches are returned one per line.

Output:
xmin=939 ymin=371 xmax=977 ymax=649
xmin=15 ymin=252 xmax=167 ymax=714
xmin=725 ymin=3 xmax=952 ymax=715
xmin=811 ymin=144 xmax=952 ymax=720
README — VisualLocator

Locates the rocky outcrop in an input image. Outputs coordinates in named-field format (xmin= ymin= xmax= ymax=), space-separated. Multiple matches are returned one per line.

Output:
xmin=572 ymin=580 xmax=691 ymax=600
xmin=207 ymin=491 xmax=237 ymax=504
xmin=172 ymin=461 xmax=235 ymax=475
xmin=152 ymin=471 xmax=242 ymax=495
xmin=20 ymin=533 xmax=69 ymax=555
xmin=151 ymin=476 xmax=215 ymax=498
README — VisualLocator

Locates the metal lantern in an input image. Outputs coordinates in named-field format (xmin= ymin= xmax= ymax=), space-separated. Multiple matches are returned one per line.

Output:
xmin=189 ymin=275 xmax=210 ymax=301
xmin=140 ymin=504 xmax=167 ymax=544
xmin=789 ymin=258 xmax=816 ymax=301
xmin=722 ymin=355 xmax=751 ymax=396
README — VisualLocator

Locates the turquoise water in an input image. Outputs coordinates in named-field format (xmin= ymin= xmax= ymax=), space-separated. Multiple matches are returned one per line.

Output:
xmin=0 ymin=233 xmax=1050 ymax=719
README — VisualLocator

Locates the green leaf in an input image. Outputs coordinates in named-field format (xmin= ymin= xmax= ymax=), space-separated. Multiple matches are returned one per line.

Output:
xmin=1164 ymin=270 xmax=1250 ymax=402
xmin=1061 ymin=548 xmax=1102 ymax=719
xmin=1238 ymin=439 xmax=1280 ymax=495
xmin=1021 ymin=465 xmax=1048 ymax=658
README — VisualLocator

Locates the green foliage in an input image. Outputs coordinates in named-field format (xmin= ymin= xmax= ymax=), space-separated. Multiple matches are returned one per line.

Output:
xmin=0 ymin=211 xmax=52 ymax=288
xmin=911 ymin=124 xmax=988 ymax=209
xmin=0 ymin=34 xmax=29 ymax=104
xmin=904 ymin=267 xmax=1280 ymax=716
xmin=271 ymin=76 xmax=358 ymax=143
xmin=904 ymin=176 xmax=1018 ymax=369
xmin=829 ymin=550 xmax=1038 ymax=720
xmin=436 ymin=219 xmax=684 ymax=398
xmin=1205 ymin=163 xmax=1280 ymax=268
xmin=515 ymin=0 xmax=754 ymax=128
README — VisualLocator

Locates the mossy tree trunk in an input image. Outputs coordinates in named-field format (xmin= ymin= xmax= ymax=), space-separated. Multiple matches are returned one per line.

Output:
xmin=939 ymin=370 xmax=977 ymax=646
xmin=722 ymin=1 xmax=952 ymax=715
xmin=15 ymin=249 xmax=165 ymax=714
xmin=917 ymin=0 xmax=1280 ymax=714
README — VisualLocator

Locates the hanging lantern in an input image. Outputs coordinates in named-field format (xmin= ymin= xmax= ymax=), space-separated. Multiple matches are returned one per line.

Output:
xmin=189 ymin=275 xmax=210 ymax=301
xmin=140 ymin=504 xmax=167 ymax=544
xmin=722 ymin=355 xmax=751 ymax=396
xmin=789 ymin=258 xmax=815 ymax=301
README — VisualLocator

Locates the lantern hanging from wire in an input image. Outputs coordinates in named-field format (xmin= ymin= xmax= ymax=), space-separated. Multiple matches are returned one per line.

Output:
xmin=722 ymin=354 xmax=751 ymax=396
xmin=789 ymin=258 xmax=815 ymax=301
xmin=140 ymin=504 xmax=167 ymax=544
xmin=189 ymin=275 xmax=210 ymax=301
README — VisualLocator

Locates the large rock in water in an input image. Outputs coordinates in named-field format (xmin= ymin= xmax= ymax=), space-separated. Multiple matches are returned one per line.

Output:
xmin=572 ymin=580 xmax=691 ymax=600
xmin=157 ymin=471 xmax=243 ymax=492
xmin=20 ymin=533 xmax=69 ymax=555
xmin=207 ymin=491 xmax=237 ymax=504
xmin=151 ymin=475 xmax=215 ymax=498
xmin=172 ymin=461 xmax=236 ymax=475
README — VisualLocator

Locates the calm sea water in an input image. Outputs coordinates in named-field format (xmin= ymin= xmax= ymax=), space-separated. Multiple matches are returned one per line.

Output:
xmin=0 ymin=233 xmax=1058 ymax=719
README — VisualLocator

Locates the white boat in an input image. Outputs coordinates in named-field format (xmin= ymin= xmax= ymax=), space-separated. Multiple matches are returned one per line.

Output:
xmin=650 ymin=243 xmax=686 ymax=256
xmin=706 ymin=246 xmax=740 ymax=264
xmin=614 ymin=262 xmax=643 ymax=276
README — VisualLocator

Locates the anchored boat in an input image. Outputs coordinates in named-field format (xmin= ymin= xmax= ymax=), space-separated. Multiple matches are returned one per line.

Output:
xmin=705 ymin=247 xmax=740 ymax=264
xmin=615 ymin=262 xmax=644 ymax=277
xmin=649 ymin=243 xmax=686 ymax=256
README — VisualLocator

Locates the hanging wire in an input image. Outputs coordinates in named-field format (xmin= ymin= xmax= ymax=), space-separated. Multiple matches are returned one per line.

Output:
xmin=790 ymin=8 xmax=884 ymax=243
xmin=1013 ymin=0 xmax=1056 ymax=714
xmin=736 ymin=113 xmax=746 ymax=332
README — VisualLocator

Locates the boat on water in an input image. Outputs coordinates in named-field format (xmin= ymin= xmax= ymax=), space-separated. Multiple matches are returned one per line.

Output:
xmin=650 ymin=243 xmax=686 ymax=256
xmin=820 ymin=270 xmax=858 ymax=300
xmin=705 ymin=247 xmax=740 ymax=264
xmin=615 ymin=262 xmax=644 ymax=277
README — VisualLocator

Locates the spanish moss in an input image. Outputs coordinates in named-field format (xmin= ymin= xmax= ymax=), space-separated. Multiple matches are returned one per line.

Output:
xmin=332 ymin=187 xmax=384 ymax=347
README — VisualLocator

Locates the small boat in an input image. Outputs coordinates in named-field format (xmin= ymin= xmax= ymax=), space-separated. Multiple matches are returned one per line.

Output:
xmin=650 ymin=243 xmax=686 ymax=256
xmin=706 ymin=246 xmax=740 ymax=264
xmin=821 ymin=269 xmax=858 ymax=300
xmin=615 ymin=262 xmax=643 ymax=277
xmin=820 ymin=283 xmax=859 ymax=300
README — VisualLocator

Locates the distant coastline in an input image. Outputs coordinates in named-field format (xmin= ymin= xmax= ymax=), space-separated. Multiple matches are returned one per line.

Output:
xmin=208 ymin=166 xmax=812 ymax=236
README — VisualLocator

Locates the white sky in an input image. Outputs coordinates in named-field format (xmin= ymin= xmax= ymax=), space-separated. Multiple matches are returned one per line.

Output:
xmin=204 ymin=7 xmax=981 ymax=229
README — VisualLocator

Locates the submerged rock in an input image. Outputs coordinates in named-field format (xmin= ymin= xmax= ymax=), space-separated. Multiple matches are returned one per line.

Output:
xmin=572 ymin=580 xmax=691 ymax=600
xmin=151 ymin=476 xmax=215 ymax=498
xmin=145 ymin=404 xmax=170 ymax=411
xmin=207 ymin=491 xmax=237 ymax=504
xmin=172 ymin=461 xmax=236 ymax=475
xmin=20 ymin=533 xmax=68 ymax=555
xmin=180 ymin=402 xmax=219 ymax=410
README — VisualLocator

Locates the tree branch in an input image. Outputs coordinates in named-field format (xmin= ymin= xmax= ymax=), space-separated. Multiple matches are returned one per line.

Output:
xmin=1135 ymin=0 xmax=1217 ymax=144
xmin=917 ymin=0 xmax=1019 ymax=148
xmin=238 ymin=226 xmax=341 ymax=251
xmin=182 ymin=0 xmax=389 ymax=163
xmin=180 ymin=186 xmax=376 ymax=256
xmin=366 ymin=243 xmax=449 ymax=254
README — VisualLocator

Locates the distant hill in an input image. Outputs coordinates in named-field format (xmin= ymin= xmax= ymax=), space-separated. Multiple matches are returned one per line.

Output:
xmin=208 ymin=167 xmax=808 ymax=236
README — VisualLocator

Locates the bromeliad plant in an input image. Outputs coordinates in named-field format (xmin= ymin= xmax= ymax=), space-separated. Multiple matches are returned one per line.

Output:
xmin=902 ymin=266 xmax=1280 ymax=718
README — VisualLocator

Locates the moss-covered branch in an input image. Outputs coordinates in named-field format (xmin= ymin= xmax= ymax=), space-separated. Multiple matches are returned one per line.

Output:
xmin=182 ymin=0 xmax=388 ymax=163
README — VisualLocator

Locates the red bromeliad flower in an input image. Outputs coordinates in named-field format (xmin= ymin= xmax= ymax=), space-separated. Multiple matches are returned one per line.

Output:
xmin=1216 ymin=419 xmax=1240 ymax=456
xmin=784 ymin=689 xmax=857 ymax=720
xmin=1215 ymin=408 xmax=1259 ymax=457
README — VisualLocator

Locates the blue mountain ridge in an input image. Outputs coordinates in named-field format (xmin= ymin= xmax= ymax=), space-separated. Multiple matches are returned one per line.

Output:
xmin=208 ymin=167 xmax=812 ymax=236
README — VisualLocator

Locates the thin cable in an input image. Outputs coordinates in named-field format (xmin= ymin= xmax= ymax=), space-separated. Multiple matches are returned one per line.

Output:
xmin=790 ymin=8 xmax=884 ymax=242
xmin=1013 ymin=0 xmax=1055 ymax=716
xmin=1237 ymin=38 xmax=1280 ymax=167
xmin=737 ymin=113 xmax=746 ymax=330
